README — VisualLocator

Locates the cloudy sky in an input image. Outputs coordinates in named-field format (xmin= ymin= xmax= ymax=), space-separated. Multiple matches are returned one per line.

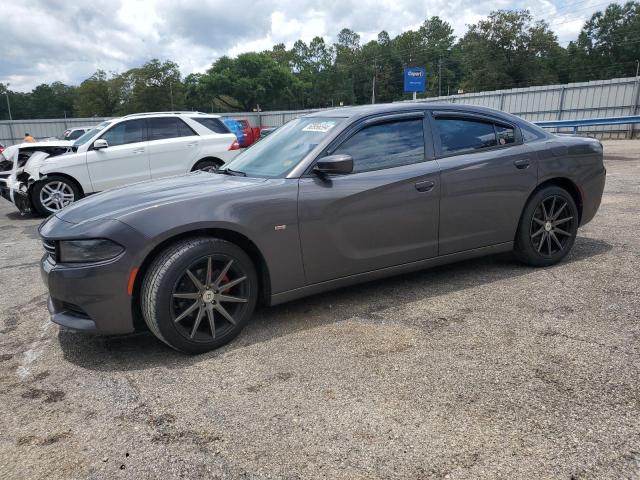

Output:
xmin=0 ymin=0 xmax=624 ymax=91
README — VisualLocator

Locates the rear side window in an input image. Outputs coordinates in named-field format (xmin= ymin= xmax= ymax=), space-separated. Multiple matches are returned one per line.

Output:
xmin=148 ymin=117 xmax=195 ymax=141
xmin=435 ymin=118 xmax=496 ymax=154
xmin=177 ymin=119 xmax=197 ymax=137
xmin=333 ymin=119 xmax=425 ymax=173
xmin=101 ymin=119 xmax=146 ymax=147
xmin=192 ymin=117 xmax=231 ymax=134
xmin=496 ymin=125 xmax=515 ymax=145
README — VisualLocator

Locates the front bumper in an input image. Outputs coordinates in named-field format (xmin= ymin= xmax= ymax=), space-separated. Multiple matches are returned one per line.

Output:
xmin=39 ymin=216 xmax=149 ymax=335
xmin=41 ymin=253 xmax=137 ymax=335
xmin=0 ymin=176 xmax=32 ymax=213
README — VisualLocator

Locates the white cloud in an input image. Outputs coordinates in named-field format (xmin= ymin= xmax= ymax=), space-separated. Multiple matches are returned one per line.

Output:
xmin=0 ymin=0 xmax=626 ymax=91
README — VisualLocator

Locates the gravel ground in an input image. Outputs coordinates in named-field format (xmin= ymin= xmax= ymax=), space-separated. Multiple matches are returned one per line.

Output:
xmin=0 ymin=140 xmax=638 ymax=479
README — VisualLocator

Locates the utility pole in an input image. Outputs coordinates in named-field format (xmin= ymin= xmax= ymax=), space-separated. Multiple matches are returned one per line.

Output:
xmin=169 ymin=82 xmax=174 ymax=110
xmin=4 ymin=83 xmax=12 ymax=120
xmin=438 ymin=57 xmax=442 ymax=97
xmin=636 ymin=59 xmax=639 ymax=78
xmin=371 ymin=60 xmax=376 ymax=104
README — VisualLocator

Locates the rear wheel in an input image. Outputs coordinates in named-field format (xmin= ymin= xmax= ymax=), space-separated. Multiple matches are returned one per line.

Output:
xmin=31 ymin=175 xmax=81 ymax=216
xmin=514 ymin=186 xmax=579 ymax=267
xmin=192 ymin=159 xmax=222 ymax=172
xmin=141 ymin=237 xmax=258 ymax=354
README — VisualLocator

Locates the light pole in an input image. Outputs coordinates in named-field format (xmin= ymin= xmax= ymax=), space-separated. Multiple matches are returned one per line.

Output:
xmin=4 ymin=83 xmax=12 ymax=120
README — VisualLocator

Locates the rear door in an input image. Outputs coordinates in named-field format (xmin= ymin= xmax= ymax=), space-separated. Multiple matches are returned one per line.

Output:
xmin=85 ymin=119 xmax=149 ymax=191
xmin=298 ymin=113 xmax=440 ymax=285
xmin=148 ymin=117 xmax=200 ymax=178
xmin=431 ymin=112 xmax=537 ymax=255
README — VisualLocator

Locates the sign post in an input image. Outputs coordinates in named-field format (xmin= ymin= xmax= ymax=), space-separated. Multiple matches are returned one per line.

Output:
xmin=403 ymin=67 xmax=426 ymax=100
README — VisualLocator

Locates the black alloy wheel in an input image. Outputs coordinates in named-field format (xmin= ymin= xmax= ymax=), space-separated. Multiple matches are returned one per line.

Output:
xmin=171 ymin=255 xmax=250 ymax=341
xmin=529 ymin=194 xmax=576 ymax=257
xmin=514 ymin=185 xmax=579 ymax=267
xmin=141 ymin=237 xmax=258 ymax=353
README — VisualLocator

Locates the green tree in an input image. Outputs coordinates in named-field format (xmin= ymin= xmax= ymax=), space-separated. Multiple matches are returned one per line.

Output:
xmin=117 ymin=59 xmax=183 ymax=114
xmin=567 ymin=1 xmax=640 ymax=80
xmin=456 ymin=10 xmax=563 ymax=92
xmin=74 ymin=70 xmax=121 ymax=117
xmin=201 ymin=52 xmax=300 ymax=110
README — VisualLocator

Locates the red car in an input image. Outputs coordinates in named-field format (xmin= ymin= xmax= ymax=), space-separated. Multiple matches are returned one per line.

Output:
xmin=237 ymin=119 xmax=260 ymax=147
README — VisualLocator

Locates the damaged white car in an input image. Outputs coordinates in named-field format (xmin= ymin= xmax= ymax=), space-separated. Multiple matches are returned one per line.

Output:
xmin=0 ymin=112 xmax=240 ymax=215
xmin=0 ymin=141 xmax=74 ymax=214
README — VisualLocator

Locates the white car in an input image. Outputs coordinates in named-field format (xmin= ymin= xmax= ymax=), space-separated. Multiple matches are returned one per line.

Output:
xmin=0 ymin=112 xmax=240 ymax=215
xmin=62 ymin=126 xmax=95 ymax=140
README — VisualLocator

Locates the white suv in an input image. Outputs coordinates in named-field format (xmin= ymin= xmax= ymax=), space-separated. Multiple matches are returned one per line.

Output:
xmin=0 ymin=112 xmax=240 ymax=215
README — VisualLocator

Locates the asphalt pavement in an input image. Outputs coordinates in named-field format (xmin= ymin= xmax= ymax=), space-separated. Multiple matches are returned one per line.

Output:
xmin=0 ymin=140 xmax=638 ymax=479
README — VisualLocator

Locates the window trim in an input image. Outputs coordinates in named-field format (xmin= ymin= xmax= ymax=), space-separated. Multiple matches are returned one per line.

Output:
xmin=304 ymin=111 xmax=430 ymax=176
xmin=430 ymin=111 xmax=523 ymax=159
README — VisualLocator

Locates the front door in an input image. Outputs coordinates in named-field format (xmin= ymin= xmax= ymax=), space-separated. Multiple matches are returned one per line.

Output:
xmin=85 ymin=119 xmax=150 ymax=191
xmin=298 ymin=114 xmax=440 ymax=285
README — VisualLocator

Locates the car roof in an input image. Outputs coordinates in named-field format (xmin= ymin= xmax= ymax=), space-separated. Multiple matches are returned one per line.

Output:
xmin=306 ymin=102 xmax=524 ymax=125
xmin=120 ymin=111 xmax=222 ymax=120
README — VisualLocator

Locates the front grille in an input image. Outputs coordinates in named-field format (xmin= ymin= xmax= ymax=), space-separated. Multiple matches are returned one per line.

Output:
xmin=42 ymin=239 xmax=57 ymax=261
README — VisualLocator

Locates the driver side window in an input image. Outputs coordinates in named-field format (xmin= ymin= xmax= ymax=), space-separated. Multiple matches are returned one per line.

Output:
xmin=333 ymin=119 xmax=425 ymax=173
xmin=101 ymin=120 xmax=146 ymax=147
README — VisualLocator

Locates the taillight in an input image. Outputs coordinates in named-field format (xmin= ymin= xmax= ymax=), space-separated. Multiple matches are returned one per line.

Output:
xmin=228 ymin=140 xmax=240 ymax=150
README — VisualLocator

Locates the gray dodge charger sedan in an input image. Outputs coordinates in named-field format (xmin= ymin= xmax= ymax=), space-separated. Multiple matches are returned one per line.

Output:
xmin=39 ymin=103 xmax=606 ymax=353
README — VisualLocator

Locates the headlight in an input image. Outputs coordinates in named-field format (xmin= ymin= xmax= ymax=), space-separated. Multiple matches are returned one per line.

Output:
xmin=58 ymin=239 xmax=124 ymax=263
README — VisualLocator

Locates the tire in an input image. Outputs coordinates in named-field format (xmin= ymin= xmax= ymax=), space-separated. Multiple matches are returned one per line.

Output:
xmin=192 ymin=159 xmax=222 ymax=173
xmin=31 ymin=175 xmax=82 ymax=216
xmin=514 ymin=186 xmax=579 ymax=267
xmin=141 ymin=237 xmax=258 ymax=354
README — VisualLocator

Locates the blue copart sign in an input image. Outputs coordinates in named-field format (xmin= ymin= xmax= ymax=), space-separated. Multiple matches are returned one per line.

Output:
xmin=404 ymin=67 xmax=426 ymax=93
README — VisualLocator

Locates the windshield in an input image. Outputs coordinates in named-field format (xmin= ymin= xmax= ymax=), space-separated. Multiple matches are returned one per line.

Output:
xmin=222 ymin=117 xmax=345 ymax=177
xmin=73 ymin=121 xmax=112 ymax=147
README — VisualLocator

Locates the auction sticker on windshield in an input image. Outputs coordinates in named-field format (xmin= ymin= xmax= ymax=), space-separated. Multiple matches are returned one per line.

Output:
xmin=302 ymin=121 xmax=337 ymax=133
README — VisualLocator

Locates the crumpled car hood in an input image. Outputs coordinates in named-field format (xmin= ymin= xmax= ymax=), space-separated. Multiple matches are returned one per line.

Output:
xmin=55 ymin=172 xmax=268 ymax=225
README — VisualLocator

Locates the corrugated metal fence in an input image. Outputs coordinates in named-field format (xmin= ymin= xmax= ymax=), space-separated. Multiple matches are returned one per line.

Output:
xmin=409 ymin=76 xmax=640 ymax=138
xmin=1 ymin=76 xmax=638 ymax=146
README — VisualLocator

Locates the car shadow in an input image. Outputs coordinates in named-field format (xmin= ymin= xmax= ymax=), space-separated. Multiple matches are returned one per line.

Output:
xmin=58 ymin=236 xmax=613 ymax=372
xmin=4 ymin=210 xmax=40 ymax=221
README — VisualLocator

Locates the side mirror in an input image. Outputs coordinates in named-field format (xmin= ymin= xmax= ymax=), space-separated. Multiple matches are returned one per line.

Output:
xmin=314 ymin=154 xmax=353 ymax=175
xmin=93 ymin=139 xmax=108 ymax=150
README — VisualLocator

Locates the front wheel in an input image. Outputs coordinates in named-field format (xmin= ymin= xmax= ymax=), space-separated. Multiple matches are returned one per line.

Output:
xmin=31 ymin=175 xmax=81 ymax=216
xmin=192 ymin=159 xmax=222 ymax=173
xmin=514 ymin=186 xmax=579 ymax=267
xmin=140 ymin=237 xmax=258 ymax=354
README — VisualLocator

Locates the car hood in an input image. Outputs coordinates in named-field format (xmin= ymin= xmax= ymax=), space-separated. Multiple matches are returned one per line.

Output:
xmin=55 ymin=172 xmax=268 ymax=225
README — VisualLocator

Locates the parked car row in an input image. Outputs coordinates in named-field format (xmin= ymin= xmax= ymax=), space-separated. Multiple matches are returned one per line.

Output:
xmin=36 ymin=103 xmax=606 ymax=354
xmin=0 ymin=112 xmax=239 ymax=215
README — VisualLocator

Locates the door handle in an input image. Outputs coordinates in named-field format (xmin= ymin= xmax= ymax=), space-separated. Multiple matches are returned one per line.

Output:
xmin=415 ymin=180 xmax=435 ymax=192
xmin=186 ymin=143 xmax=198 ymax=148
xmin=133 ymin=148 xmax=145 ymax=154
xmin=514 ymin=158 xmax=530 ymax=169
